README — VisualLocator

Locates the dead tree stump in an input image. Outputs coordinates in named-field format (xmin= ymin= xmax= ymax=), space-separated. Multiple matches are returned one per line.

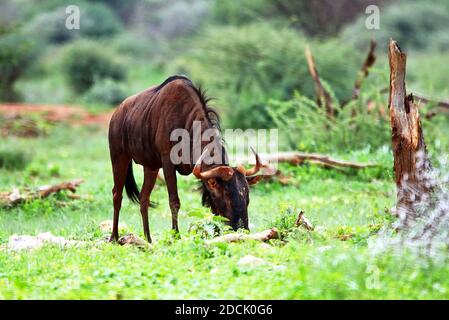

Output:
xmin=388 ymin=40 xmax=434 ymax=226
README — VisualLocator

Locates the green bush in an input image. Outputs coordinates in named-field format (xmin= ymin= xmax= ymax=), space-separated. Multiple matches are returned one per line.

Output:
xmin=341 ymin=1 xmax=449 ymax=52
xmin=25 ymin=7 xmax=75 ymax=44
xmin=211 ymin=0 xmax=386 ymax=36
xmin=83 ymin=78 xmax=128 ymax=106
xmin=24 ymin=2 xmax=122 ymax=45
xmin=174 ymin=23 xmax=361 ymax=128
xmin=267 ymin=82 xmax=391 ymax=153
xmin=79 ymin=2 xmax=122 ymax=38
xmin=0 ymin=148 xmax=30 ymax=171
xmin=111 ymin=33 xmax=156 ymax=61
xmin=407 ymin=52 xmax=449 ymax=98
xmin=0 ymin=28 xmax=38 ymax=101
xmin=212 ymin=0 xmax=274 ymax=25
xmin=61 ymin=40 xmax=126 ymax=94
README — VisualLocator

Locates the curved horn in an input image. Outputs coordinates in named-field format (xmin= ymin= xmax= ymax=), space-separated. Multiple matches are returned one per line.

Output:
xmin=244 ymin=147 xmax=263 ymax=176
xmin=193 ymin=148 xmax=234 ymax=181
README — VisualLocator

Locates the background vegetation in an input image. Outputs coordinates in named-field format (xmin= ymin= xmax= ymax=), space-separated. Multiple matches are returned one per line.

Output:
xmin=1 ymin=0 xmax=449 ymax=299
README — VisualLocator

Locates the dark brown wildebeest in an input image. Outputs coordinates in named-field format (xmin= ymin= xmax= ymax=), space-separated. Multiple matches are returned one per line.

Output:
xmin=108 ymin=75 xmax=264 ymax=243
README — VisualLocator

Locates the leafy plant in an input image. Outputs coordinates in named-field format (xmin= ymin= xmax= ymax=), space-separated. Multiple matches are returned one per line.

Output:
xmin=0 ymin=28 xmax=39 ymax=101
xmin=174 ymin=23 xmax=361 ymax=128
xmin=61 ymin=40 xmax=126 ymax=94
xmin=78 ymin=2 xmax=122 ymax=39
xmin=83 ymin=78 xmax=128 ymax=106
xmin=268 ymin=82 xmax=391 ymax=153
xmin=187 ymin=210 xmax=230 ymax=239
xmin=0 ymin=148 xmax=31 ymax=170
xmin=341 ymin=1 xmax=449 ymax=52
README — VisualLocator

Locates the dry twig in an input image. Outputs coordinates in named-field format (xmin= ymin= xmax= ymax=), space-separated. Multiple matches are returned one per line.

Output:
xmin=206 ymin=228 xmax=279 ymax=244
xmin=0 ymin=179 xmax=84 ymax=207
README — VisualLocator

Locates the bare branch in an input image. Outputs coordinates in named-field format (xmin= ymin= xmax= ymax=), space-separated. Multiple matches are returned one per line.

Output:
xmin=237 ymin=152 xmax=376 ymax=170
xmin=305 ymin=45 xmax=335 ymax=117
xmin=0 ymin=179 xmax=84 ymax=207
xmin=206 ymin=228 xmax=279 ymax=244
xmin=351 ymin=40 xmax=377 ymax=101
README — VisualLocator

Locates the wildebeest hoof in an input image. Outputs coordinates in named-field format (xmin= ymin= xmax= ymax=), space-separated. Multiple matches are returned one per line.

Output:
xmin=106 ymin=234 xmax=119 ymax=243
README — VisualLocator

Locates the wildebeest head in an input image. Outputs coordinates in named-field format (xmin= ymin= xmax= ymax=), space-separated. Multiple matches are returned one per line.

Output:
xmin=194 ymin=148 xmax=264 ymax=231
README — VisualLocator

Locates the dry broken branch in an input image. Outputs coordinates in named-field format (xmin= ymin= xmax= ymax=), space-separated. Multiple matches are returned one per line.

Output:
xmin=388 ymin=39 xmax=434 ymax=225
xmin=247 ymin=152 xmax=376 ymax=169
xmin=206 ymin=228 xmax=279 ymax=244
xmin=380 ymin=88 xmax=449 ymax=118
xmin=37 ymin=179 xmax=84 ymax=197
xmin=295 ymin=211 xmax=314 ymax=230
xmin=0 ymin=179 xmax=84 ymax=207
xmin=425 ymin=107 xmax=449 ymax=119
xmin=118 ymin=234 xmax=151 ymax=248
xmin=305 ymin=45 xmax=335 ymax=117
xmin=351 ymin=40 xmax=377 ymax=101
xmin=413 ymin=94 xmax=449 ymax=110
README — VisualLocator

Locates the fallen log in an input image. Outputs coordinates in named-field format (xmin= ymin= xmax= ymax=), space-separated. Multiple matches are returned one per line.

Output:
xmin=305 ymin=45 xmax=335 ymax=117
xmin=206 ymin=228 xmax=279 ymax=244
xmin=388 ymin=40 xmax=435 ymax=225
xmin=37 ymin=179 xmax=84 ymax=197
xmin=244 ymin=152 xmax=377 ymax=169
xmin=0 ymin=179 xmax=84 ymax=207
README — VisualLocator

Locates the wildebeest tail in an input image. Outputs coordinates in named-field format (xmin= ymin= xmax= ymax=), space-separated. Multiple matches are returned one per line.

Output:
xmin=125 ymin=162 xmax=140 ymax=203
xmin=124 ymin=162 xmax=158 ymax=207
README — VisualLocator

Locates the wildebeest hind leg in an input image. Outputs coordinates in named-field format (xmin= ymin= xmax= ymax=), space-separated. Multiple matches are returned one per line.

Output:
xmin=140 ymin=168 xmax=158 ymax=243
xmin=109 ymin=155 xmax=130 ymax=242
xmin=162 ymin=160 xmax=181 ymax=236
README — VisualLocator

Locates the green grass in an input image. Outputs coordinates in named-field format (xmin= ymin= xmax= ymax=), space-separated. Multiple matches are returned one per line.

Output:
xmin=1 ymin=123 xmax=449 ymax=299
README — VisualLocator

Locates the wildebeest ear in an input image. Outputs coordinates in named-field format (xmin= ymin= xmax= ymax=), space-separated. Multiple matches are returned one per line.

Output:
xmin=246 ymin=175 xmax=262 ymax=185
xmin=207 ymin=178 xmax=218 ymax=189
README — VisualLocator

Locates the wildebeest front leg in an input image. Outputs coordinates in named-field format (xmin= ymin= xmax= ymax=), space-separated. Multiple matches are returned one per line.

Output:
xmin=140 ymin=168 xmax=158 ymax=243
xmin=162 ymin=161 xmax=180 ymax=235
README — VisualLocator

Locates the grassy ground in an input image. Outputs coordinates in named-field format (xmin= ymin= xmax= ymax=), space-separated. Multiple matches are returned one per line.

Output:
xmin=1 ymin=123 xmax=449 ymax=299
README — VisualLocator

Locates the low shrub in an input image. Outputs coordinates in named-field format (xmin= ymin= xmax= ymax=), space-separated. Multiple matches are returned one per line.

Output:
xmin=24 ymin=6 xmax=75 ymax=44
xmin=174 ymin=23 xmax=361 ymax=128
xmin=341 ymin=1 xmax=449 ymax=52
xmin=61 ymin=40 xmax=126 ymax=94
xmin=24 ymin=2 xmax=122 ymax=44
xmin=0 ymin=28 xmax=39 ymax=101
xmin=267 ymin=83 xmax=391 ymax=153
xmin=0 ymin=148 xmax=31 ymax=170
xmin=83 ymin=78 xmax=128 ymax=106
xmin=79 ymin=2 xmax=122 ymax=39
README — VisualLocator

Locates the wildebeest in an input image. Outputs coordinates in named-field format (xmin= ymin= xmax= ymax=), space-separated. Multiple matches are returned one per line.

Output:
xmin=108 ymin=75 xmax=264 ymax=243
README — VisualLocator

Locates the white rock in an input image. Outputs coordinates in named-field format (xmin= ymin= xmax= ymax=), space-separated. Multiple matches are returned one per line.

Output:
xmin=7 ymin=232 xmax=85 ymax=251
xmin=8 ymin=234 xmax=44 ymax=251
xmin=238 ymin=254 xmax=267 ymax=267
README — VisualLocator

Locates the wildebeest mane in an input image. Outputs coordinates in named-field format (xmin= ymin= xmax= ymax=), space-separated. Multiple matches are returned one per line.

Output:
xmin=154 ymin=75 xmax=220 ymax=131
xmin=200 ymin=182 xmax=213 ymax=209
